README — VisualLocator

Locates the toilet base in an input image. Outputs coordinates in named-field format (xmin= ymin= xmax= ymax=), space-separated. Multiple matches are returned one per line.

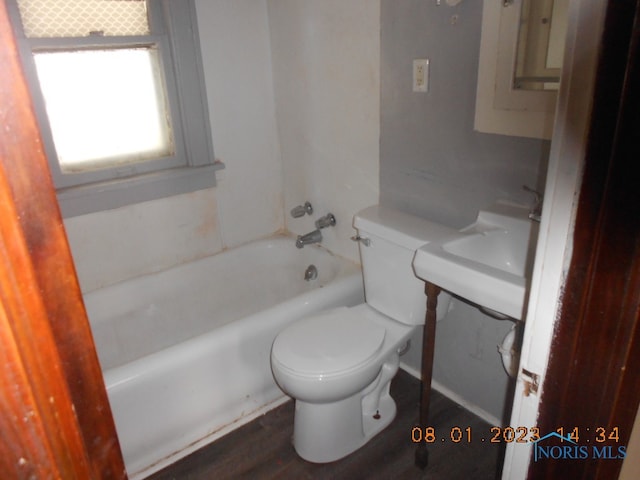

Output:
xmin=292 ymin=388 xmax=397 ymax=463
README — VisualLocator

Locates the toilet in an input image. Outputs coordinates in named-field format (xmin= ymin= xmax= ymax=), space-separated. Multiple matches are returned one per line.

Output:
xmin=270 ymin=205 xmax=451 ymax=463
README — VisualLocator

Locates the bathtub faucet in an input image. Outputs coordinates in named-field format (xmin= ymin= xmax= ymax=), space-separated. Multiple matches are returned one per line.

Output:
xmin=315 ymin=213 xmax=336 ymax=229
xmin=290 ymin=201 xmax=313 ymax=218
xmin=523 ymin=185 xmax=543 ymax=222
xmin=296 ymin=229 xmax=322 ymax=249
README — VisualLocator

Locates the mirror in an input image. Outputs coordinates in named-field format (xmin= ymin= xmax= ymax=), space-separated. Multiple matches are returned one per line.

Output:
xmin=474 ymin=0 xmax=562 ymax=139
xmin=513 ymin=0 xmax=569 ymax=91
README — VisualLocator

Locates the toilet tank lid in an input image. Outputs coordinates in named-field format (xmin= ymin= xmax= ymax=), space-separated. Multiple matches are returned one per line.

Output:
xmin=353 ymin=205 xmax=454 ymax=250
xmin=272 ymin=307 xmax=386 ymax=376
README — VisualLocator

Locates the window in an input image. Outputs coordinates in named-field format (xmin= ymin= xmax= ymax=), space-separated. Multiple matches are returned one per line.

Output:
xmin=34 ymin=47 xmax=174 ymax=172
xmin=8 ymin=0 xmax=222 ymax=216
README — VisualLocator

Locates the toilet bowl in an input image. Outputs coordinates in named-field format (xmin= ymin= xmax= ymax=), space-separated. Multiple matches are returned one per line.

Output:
xmin=270 ymin=205 xmax=452 ymax=463
xmin=271 ymin=304 xmax=415 ymax=463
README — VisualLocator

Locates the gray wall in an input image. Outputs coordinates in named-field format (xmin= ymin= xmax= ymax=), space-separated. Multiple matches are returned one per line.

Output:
xmin=380 ymin=0 xmax=549 ymax=228
xmin=380 ymin=0 xmax=549 ymax=421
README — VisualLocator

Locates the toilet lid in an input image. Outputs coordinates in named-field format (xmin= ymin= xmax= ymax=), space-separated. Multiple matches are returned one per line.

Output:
xmin=272 ymin=307 xmax=386 ymax=376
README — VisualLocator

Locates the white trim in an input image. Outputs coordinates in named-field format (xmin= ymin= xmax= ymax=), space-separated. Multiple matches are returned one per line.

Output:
xmin=500 ymin=0 xmax=607 ymax=478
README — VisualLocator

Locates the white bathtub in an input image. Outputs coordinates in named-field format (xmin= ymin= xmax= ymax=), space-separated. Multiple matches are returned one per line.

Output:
xmin=83 ymin=235 xmax=364 ymax=478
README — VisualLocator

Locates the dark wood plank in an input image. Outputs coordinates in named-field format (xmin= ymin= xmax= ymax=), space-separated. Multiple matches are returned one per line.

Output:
xmin=416 ymin=282 xmax=441 ymax=469
xmin=150 ymin=371 xmax=501 ymax=480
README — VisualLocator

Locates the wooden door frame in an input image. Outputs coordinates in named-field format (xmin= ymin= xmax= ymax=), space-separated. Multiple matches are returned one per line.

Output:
xmin=530 ymin=0 xmax=640 ymax=478
xmin=0 ymin=1 xmax=126 ymax=477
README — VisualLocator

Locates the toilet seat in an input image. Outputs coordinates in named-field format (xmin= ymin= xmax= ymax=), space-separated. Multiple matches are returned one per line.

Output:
xmin=272 ymin=307 xmax=386 ymax=378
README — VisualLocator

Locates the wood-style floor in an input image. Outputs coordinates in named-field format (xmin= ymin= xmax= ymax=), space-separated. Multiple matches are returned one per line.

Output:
xmin=148 ymin=371 xmax=502 ymax=480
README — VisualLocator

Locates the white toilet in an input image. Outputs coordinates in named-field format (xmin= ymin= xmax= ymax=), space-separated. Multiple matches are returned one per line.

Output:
xmin=271 ymin=205 xmax=451 ymax=463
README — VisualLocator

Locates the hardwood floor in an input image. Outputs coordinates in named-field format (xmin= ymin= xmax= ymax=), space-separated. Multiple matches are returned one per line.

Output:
xmin=149 ymin=371 xmax=502 ymax=480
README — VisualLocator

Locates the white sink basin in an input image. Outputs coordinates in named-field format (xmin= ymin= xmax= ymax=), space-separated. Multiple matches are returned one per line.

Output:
xmin=413 ymin=202 xmax=539 ymax=320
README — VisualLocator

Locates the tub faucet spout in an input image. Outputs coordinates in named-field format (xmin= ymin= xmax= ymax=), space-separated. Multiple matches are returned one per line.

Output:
xmin=296 ymin=229 xmax=322 ymax=249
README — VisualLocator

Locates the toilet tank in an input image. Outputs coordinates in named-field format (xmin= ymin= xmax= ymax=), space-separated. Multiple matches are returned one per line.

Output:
xmin=353 ymin=206 xmax=453 ymax=325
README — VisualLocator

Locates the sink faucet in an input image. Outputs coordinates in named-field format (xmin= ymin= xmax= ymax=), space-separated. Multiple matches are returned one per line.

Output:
xmin=296 ymin=229 xmax=322 ymax=249
xmin=523 ymin=185 xmax=543 ymax=222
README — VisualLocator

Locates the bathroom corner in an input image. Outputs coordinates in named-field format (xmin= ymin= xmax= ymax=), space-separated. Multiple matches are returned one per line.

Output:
xmin=267 ymin=0 xmax=381 ymax=263
xmin=380 ymin=0 xmax=550 ymax=423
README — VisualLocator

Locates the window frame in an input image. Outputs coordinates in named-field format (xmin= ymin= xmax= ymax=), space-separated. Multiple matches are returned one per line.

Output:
xmin=7 ymin=0 xmax=222 ymax=217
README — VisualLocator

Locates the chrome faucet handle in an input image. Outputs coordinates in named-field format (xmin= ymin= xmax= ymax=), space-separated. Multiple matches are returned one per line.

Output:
xmin=523 ymin=185 xmax=543 ymax=222
xmin=290 ymin=201 xmax=313 ymax=218
xmin=522 ymin=185 xmax=541 ymax=205
xmin=315 ymin=213 xmax=336 ymax=229
xmin=351 ymin=235 xmax=370 ymax=247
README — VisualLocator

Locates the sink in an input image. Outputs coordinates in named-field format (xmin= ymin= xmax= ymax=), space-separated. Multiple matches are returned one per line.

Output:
xmin=413 ymin=202 xmax=539 ymax=320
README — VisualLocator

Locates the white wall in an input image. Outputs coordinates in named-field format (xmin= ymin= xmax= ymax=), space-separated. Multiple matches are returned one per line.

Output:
xmin=64 ymin=188 xmax=223 ymax=293
xmin=66 ymin=0 xmax=380 ymax=293
xmin=196 ymin=0 xmax=284 ymax=249
xmin=65 ymin=0 xmax=284 ymax=293
xmin=267 ymin=0 xmax=380 ymax=262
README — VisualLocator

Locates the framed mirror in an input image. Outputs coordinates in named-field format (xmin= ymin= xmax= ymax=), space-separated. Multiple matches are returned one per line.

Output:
xmin=474 ymin=0 xmax=569 ymax=139
xmin=514 ymin=0 xmax=569 ymax=91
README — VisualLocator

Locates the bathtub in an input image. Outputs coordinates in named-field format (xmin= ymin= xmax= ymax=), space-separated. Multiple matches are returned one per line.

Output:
xmin=83 ymin=235 xmax=364 ymax=479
